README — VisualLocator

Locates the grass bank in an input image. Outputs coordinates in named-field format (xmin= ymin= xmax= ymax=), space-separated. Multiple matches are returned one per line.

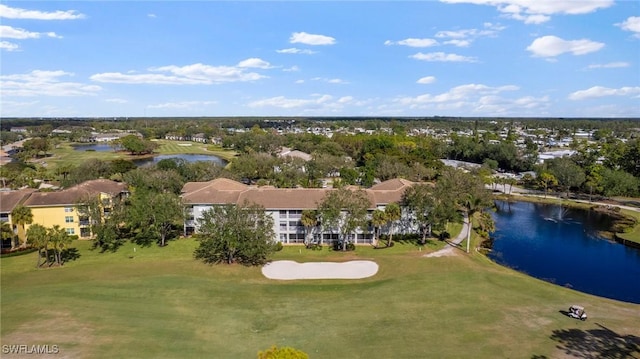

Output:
xmin=2 ymin=239 xmax=638 ymax=358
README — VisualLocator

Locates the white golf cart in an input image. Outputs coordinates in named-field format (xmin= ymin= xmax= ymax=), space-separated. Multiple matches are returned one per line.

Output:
xmin=568 ymin=305 xmax=587 ymax=321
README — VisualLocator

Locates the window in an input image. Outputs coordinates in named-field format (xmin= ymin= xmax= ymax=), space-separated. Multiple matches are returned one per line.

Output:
xmin=66 ymin=228 xmax=75 ymax=235
xmin=80 ymin=228 xmax=91 ymax=238
xmin=65 ymin=216 xmax=74 ymax=223
xmin=279 ymin=222 xmax=288 ymax=231
xmin=64 ymin=207 xmax=74 ymax=212
xmin=279 ymin=234 xmax=287 ymax=242
xmin=289 ymin=210 xmax=302 ymax=219
xmin=289 ymin=221 xmax=300 ymax=227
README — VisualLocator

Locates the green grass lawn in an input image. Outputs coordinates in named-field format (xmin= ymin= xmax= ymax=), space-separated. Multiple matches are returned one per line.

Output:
xmin=2 ymin=239 xmax=638 ymax=358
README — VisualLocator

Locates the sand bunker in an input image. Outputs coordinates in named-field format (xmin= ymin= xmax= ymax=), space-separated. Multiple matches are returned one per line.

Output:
xmin=262 ymin=260 xmax=379 ymax=280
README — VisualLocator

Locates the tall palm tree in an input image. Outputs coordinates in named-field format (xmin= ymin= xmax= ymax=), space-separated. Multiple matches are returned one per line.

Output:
xmin=11 ymin=205 xmax=33 ymax=248
xmin=300 ymin=210 xmax=318 ymax=248
xmin=371 ymin=209 xmax=387 ymax=248
xmin=26 ymin=224 xmax=48 ymax=268
xmin=384 ymin=203 xmax=401 ymax=247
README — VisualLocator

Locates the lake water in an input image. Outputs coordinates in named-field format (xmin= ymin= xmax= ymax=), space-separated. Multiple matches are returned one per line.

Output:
xmin=490 ymin=200 xmax=640 ymax=304
xmin=133 ymin=154 xmax=227 ymax=167
xmin=72 ymin=143 xmax=114 ymax=152
xmin=72 ymin=144 xmax=226 ymax=166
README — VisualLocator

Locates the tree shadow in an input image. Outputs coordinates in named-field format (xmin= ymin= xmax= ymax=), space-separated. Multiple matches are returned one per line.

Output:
xmin=61 ymin=248 xmax=81 ymax=263
xmin=548 ymin=323 xmax=640 ymax=358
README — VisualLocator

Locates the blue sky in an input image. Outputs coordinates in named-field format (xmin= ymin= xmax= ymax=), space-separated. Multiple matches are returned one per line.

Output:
xmin=1 ymin=1 xmax=639 ymax=118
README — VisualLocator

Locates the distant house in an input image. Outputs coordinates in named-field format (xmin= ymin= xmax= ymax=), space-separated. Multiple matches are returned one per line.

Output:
xmin=181 ymin=178 xmax=416 ymax=244
xmin=10 ymin=127 xmax=28 ymax=134
xmin=277 ymin=147 xmax=312 ymax=162
xmin=537 ymin=150 xmax=576 ymax=164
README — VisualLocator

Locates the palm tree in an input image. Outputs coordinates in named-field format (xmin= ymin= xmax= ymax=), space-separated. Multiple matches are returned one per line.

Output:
xmin=300 ymin=210 xmax=318 ymax=248
xmin=26 ymin=224 xmax=49 ymax=268
xmin=11 ymin=205 xmax=33 ymax=248
xmin=462 ymin=185 xmax=493 ymax=253
xmin=48 ymin=225 xmax=72 ymax=266
xmin=384 ymin=203 xmax=401 ymax=247
xmin=371 ymin=209 xmax=387 ymax=248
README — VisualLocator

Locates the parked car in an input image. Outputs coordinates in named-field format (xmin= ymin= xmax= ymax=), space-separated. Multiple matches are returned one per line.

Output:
xmin=568 ymin=305 xmax=587 ymax=321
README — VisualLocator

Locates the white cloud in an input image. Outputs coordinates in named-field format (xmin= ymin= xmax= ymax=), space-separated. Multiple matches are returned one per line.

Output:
xmin=410 ymin=52 xmax=477 ymax=62
xmin=440 ymin=0 xmax=613 ymax=24
xmin=0 ymin=4 xmax=85 ymax=20
xmin=586 ymin=62 xmax=629 ymax=69
xmin=568 ymin=86 xmax=640 ymax=100
xmin=105 ymin=98 xmax=128 ymax=103
xmin=276 ymin=48 xmax=316 ymax=55
xmin=148 ymin=13 xmax=157 ymax=18
xmin=384 ymin=38 xmax=439 ymax=47
xmin=617 ymin=16 xmax=640 ymax=38
xmin=290 ymin=32 xmax=336 ymax=46
xmin=283 ymin=66 xmax=300 ymax=72
xmin=295 ymin=79 xmax=305 ymax=84
xmin=247 ymin=94 xmax=368 ymax=113
xmin=1 ymin=70 xmax=101 ymax=96
xmin=237 ymin=58 xmax=272 ymax=69
xmin=394 ymin=83 xmax=546 ymax=115
xmin=0 ymin=25 xmax=61 ymax=39
xmin=311 ymin=77 xmax=349 ymax=84
xmin=91 ymin=63 xmax=268 ymax=85
xmin=249 ymin=94 xmax=333 ymax=109
xmin=444 ymin=39 xmax=471 ymax=47
xmin=0 ymin=40 xmax=19 ymax=51
xmin=526 ymin=35 xmax=604 ymax=58
xmin=417 ymin=76 xmax=436 ymax=84
xmin=148 ymin=100 xmax=217 ymax=109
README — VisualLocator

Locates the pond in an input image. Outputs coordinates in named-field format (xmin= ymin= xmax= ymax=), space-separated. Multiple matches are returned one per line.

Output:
xmin=72 ymin=144 xmax=227 ymax=166
xmin=132 ymin=154 xmax=227 ymax=167
xmin=490 ymin=200 xmax=640 ymax=304
xmin=72 ymin=143 xmax=114 ymax=152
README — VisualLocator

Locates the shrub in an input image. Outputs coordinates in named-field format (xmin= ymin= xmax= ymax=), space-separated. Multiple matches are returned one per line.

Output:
xmin=257 ymin=345 xmax=308 ymax=359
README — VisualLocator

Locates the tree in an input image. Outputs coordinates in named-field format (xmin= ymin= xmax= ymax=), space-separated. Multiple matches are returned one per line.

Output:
xmin=402 ymin=184 xmax=435 ymax=244
xmin=194 ymin=202 xmax=276 ymax=265
xmin=11 ymin=204 xmax=33 ymax=248
xmin=370 ymin=209 xmax=387 ymax=248
xmin=300 ymin=209 xmax=318 ymax=248
xmin=48 ymin=225 xmax=73 ymax=266
xmin=77 ymin=195 xmax=126 ymax=252
xmin=547 ymin=157 xmax=585 ymax=198
xmin=118 ymin=135 xmax=158 ymax=155
xmin=538 ymin=172 xmax=558 ymax=198
xmin=318 ymin=188 xmax=370 ymax=251
xmin=128 ymin=191 xmax=184 ymax=246
xmin=1 ymin=222 xmax=16 ymax=250
xmin=110 ymin=159 xmax=136 ymax=176
xmin=384 ymin=202 xmax=401 ymax=247
xmin=26 ymin=224 xmax=48 ymax=267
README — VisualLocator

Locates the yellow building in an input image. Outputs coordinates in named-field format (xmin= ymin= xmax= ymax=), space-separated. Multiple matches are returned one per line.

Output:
xmin=22 ymin=179 xmax=128 ymax=239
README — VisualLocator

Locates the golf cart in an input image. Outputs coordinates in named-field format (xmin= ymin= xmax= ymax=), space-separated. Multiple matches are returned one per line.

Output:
xmin=568 ymin=305 xmax=587 ymax=321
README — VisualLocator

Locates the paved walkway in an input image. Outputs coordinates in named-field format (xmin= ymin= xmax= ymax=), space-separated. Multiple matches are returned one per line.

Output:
xmin=424 ymin=215 xmax=469 ymax=258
